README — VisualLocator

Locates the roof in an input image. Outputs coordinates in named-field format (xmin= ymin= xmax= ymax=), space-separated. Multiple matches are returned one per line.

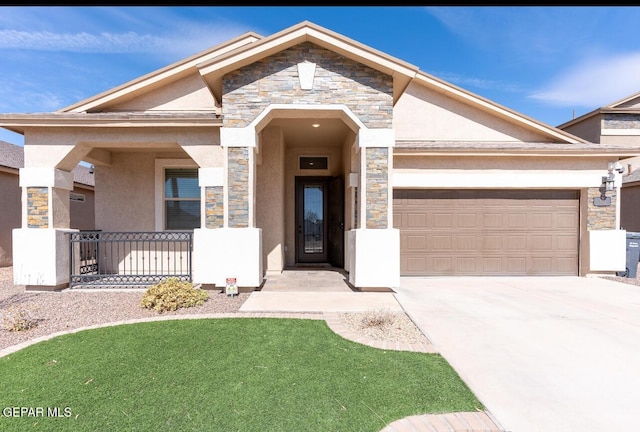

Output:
xmin=394 ymin=140 xmax=640 ymax=157
xmin=624 ymin=168 xmax=640 ymax=185
xmin=0 ymin=21 xmax=610 ymax=147
xmin=0 ymin=140 xmax=94 ymax=187
xmin=557 ymin=90 xmax=640 ymax=129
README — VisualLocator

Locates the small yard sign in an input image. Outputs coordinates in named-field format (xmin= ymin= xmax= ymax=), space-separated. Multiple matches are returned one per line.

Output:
xmin=225 ymin=277 xmax=238 ymax=297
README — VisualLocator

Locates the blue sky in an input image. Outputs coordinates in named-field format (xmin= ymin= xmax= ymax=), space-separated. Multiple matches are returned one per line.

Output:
xmin=1 ymin=6 xmax=640 ymax=146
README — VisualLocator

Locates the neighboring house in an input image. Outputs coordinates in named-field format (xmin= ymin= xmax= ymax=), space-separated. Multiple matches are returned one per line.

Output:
xmin=0 ymin=140 xmax=95 ymax=267
xmin=1 ymin=21 xmax=639 ymax=290
xmin=621 ymin=168 xmax=640 ymax=233
xmin=557 ymin=92 xmax=640 ymax=233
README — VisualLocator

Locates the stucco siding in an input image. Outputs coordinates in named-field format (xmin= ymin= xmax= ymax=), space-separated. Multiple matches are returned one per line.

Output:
xmin=621 ymin=184 xmax=640 ymax=232
xmin=103 ymin=74 xmax=219 ymax=112
xmin=70 ymin=186 xmax=95 ymax=231
xmin=95 ymin=152 xmax=156 ymax=231
xmin=393 ymin=81 xmax=554 ymax=142
xmin=256 ymin=126 xmax=285 ymax=273
xmin=600 ymin=135 xmax=640 ymax=146
xmin=560 ymin=115 xmax=602 ymax=143
xmin=0 ymin=171 xmax=20 ymax=266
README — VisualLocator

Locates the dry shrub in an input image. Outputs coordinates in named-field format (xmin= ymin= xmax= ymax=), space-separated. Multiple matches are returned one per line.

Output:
xmin=358 ymin=308 xmax=395 ymax=330
xmin=141 ymin=277 xmax=209 ymax=313
xmin=3 ymin=306 xmax=39 ymax=332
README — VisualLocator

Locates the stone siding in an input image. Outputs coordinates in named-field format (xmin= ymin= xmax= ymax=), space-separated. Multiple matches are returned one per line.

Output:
xmin=27 ymin=187 xmax=48 ymax=228
xmin=587 ymin=187 xmax=617 ymax=230
xmin=228 ymin=147 xmax=249 ymax=228
xmin=603 ymin=113 xmax=640 ymax=129
xmin=222 ymin=42 xmax=393 ymax=128
xmin=366 ymin=147 xmax=388 ymax=229
xmin=205 ymin=186 xmax=224 ymax=228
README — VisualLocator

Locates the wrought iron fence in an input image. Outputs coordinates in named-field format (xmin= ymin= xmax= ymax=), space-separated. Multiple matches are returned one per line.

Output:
xmin=69 ymin=231 xmax=193 ymax=288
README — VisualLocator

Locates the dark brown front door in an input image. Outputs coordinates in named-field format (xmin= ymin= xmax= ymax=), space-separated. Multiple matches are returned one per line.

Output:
xmin=295 ymin=176 xmax=344 ymax=266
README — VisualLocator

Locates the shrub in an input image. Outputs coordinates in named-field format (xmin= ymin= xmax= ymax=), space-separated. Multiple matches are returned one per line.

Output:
xmin=359 ymin=308 xmax=395 ymax=330
xmin=141 ymin=277 xmax=209 ymax=313
xmin=3 ymin=306 xmax=39 ymax=332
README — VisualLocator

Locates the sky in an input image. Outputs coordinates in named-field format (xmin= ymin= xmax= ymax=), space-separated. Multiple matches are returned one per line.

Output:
xmin=1 ymin=6 xmax=640 ymax=146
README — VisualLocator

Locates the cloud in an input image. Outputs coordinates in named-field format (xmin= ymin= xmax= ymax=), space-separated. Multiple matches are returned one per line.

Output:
xmin=433 ymin=71 xmax=523 ymax=93
xmin=529 ymin=52 xmax=640 ymax=108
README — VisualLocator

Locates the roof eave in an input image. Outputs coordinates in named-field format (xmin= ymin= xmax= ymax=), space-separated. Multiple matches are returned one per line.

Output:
xmin=197 ymin=21 xmax=418 ymax=104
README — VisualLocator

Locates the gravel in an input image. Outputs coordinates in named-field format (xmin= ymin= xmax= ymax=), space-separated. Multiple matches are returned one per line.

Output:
xmin=0 ymin=267 xmax=428 ymax=352
xmin=5 ymin=262 xmax=635 ymax=353
xmin=0 ymin=267 xmax=249 ymax=352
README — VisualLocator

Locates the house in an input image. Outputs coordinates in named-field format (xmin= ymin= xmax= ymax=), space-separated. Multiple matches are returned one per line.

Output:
xmin=1 ymin=20 xmax=639 ymax=291
xmin=557 ymin=92 xmax=640 ymax=234
xmin=0 ymin=140 xmax=95 ymax=267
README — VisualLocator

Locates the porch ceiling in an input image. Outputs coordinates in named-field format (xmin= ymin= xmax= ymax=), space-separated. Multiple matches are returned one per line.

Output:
xmin=268 ymin=117 xmax=353 ymax=148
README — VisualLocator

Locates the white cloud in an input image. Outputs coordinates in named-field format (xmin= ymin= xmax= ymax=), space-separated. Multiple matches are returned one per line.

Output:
xmin=529 ymin=52 xmax=640 ymax=108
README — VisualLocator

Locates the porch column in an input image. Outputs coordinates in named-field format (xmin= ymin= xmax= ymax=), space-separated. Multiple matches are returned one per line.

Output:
xmin=193 ymin=127 xmax=262 ymax=289
xmin=13 ymin=167 xmax=77 ymax=289
xmin=348 ymin=127 xmax=400 ymax=289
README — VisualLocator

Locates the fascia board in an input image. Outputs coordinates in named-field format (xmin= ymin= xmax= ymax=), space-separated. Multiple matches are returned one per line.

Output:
xmin=62 ymin=33 xmax=261 ymax=114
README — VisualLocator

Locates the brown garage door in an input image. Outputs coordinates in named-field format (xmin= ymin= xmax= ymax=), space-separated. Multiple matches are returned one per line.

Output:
xmin=393 ymin=189 xmax=579 ymax=276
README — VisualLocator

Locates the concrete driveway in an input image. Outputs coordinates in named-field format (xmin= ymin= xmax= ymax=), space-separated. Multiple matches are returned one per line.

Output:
xmin=394 ymin=276 xmax=640 ymax=432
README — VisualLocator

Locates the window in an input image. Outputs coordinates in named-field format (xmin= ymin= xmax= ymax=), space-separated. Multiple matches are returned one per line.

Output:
xmin=300 ymin=156 xmax=328 ymax=170
xmin=164 ymin=168 xmax=200 ymax=230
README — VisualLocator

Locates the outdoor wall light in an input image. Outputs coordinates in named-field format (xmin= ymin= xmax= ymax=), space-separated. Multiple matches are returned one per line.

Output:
xmin=593 ymin=163 xmax=618 ymax=207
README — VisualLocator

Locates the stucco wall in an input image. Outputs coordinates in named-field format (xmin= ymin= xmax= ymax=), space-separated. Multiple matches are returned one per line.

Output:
xmin=104 ymin=74 xmax=219 ymax=112
xmin=560 ymin=115 xmax=602 ymax=143
xmin=621 ymin=184 xmax=640 ymax=232
xmin=70 ymin=186 xmax=95 ymax=231
xmin=0 ymin=170 xmax=20 ymax=266
xmin=256 ymin=126 xmax=285 ymax=273
xmin=95 ymin=152 xmax=157 ymax=231
xmin=393 ymin=81 xmax=555 ymax=142
xmin=394 ymin=155 xmax=611 ymax=170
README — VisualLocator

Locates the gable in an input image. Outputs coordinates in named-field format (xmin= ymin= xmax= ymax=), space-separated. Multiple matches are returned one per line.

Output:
xmin=97 ymin=74 xmax=218 ymax=113
xmin=222 ymin=42 xmax=393 ymax=128
xmin=394 ymin=81 xmax=556 ymax=143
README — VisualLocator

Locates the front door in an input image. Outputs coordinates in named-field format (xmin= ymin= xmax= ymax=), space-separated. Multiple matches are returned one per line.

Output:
xmin=295 ymin=176 xmax=344 ymax=266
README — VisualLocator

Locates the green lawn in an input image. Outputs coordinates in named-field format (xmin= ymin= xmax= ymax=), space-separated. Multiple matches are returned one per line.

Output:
xmin=0 ymin=318 xmax=482 ymax=431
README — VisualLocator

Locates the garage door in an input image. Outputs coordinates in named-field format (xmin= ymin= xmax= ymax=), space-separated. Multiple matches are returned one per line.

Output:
xmin=393 ymin=189 xmax=579 ymax=276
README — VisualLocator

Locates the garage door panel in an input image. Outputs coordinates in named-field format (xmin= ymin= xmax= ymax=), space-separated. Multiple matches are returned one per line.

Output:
xmin=506 ymin=235 xmax=527 ymax=251
xmin=394 ymin=189 xmax=579 ymax=276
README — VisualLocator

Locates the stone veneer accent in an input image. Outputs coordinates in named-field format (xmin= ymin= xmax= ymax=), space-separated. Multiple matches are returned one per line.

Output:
xmin=587 ymin=187 xmax=617 ymax=230
xmin=603 ymin=113 xmax=640 ymax=129
xmin=205 ymin=186 xmax=224 ymax=228
xmin=366 ymin=147 xmax=388 ymax=229
xmin=228 ymin=147 xmax=249 ymax=228
xmin=222 ymin=42 xmax=393 ymax=128
xmin=27 ymin=186 xmax=48 ymax=228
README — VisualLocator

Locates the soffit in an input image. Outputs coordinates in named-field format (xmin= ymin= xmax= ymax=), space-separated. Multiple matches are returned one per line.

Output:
xmin=267 ymin=117 xmax=353 ymax=148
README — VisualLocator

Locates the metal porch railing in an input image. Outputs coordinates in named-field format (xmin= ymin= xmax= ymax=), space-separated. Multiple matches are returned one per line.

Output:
xmin=69 ymin=231 xmax=193 ymax=288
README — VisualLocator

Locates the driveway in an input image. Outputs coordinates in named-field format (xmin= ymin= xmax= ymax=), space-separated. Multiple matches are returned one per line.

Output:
xmin=394 ymin=276 xmax=640 ymax=432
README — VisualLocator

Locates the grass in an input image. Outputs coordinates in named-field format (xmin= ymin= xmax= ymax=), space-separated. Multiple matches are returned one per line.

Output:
xmin=0 ymin=318 xmax=483 ymax=431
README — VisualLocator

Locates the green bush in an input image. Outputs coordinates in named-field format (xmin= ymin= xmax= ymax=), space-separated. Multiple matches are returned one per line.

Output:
xmin=141 ymin=277 xmax=209 ymax=313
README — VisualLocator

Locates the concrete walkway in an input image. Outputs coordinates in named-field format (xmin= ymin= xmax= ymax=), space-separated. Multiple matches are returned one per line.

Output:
xmin=394 ymin=276 xmax=640 ymax=432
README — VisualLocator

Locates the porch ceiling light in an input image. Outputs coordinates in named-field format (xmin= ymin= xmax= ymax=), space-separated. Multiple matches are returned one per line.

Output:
xmin=312 ymin=123 xmax=320 ymax=128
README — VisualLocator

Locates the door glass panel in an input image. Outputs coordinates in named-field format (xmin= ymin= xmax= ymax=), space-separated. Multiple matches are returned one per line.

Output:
xmin=304 ymin=184 xmax=323 ymax=253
